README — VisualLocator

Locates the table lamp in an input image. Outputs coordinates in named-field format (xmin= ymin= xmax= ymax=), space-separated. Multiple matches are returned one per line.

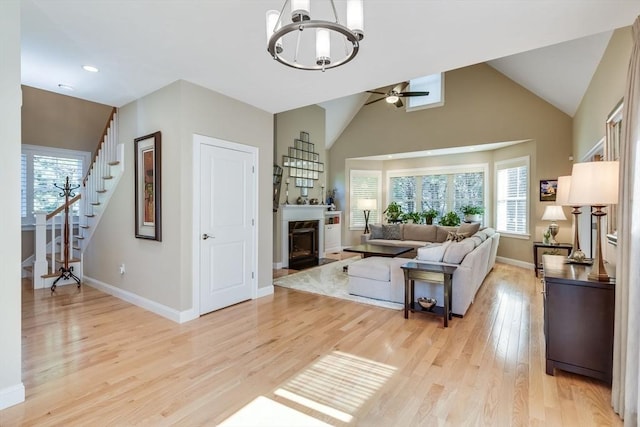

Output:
xmin=358 ymin=198 xmax=377 ymax=234
xmin=568 ymin=161 xmax=619 ymax=281
xmin=555 ymin=175 xmax=584 ymax=260
xmin=541 ymin=205 xmax=566 ymax=245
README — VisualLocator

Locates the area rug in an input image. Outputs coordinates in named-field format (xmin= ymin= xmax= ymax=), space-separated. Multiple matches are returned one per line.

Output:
xmin=274 ymin=258 xmax=404 ymax=311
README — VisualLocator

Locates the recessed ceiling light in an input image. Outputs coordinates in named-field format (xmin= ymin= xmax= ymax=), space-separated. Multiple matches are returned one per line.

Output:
xmin=58 ymin=84 xmax=74 ymax=91
xmin=82 ymin=65 xmax=99 ymax=72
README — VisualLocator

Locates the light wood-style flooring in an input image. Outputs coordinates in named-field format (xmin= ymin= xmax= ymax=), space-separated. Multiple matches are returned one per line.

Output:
xmin=1 ymin=261 xmax=621 ymax=426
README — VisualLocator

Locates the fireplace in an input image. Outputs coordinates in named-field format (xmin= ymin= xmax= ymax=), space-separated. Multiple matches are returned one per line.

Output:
xmin=288 ymin=220 xmax=319 ymax=270
xmin=279 ymin=205 xmax=326 ymax=269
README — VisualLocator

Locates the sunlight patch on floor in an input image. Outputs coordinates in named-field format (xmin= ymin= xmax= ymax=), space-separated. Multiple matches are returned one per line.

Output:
xmin=274 ymin=351 xmax=397 ymax=423
xmin=218 ymin=396 xmax=331 ymax=426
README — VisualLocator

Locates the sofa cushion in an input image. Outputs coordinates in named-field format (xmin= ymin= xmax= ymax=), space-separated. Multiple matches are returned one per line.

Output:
xmin=446 ymin=231 xmax=470 ymax=242
xmin=443 ymin=239 xmax=476 ymax=263
xmin=369 ymin=224 xmax=384 ymax=239
xmin=382 ymin=224 xmax=402 ymax=240
xmin=458 ymin=222 xmax=481 ymax=235
xmin=483 ymin=227 xmax=496 ymax=237
xmin=472 ymin=230 xmax=488 ymax=242
xmin=416 ymin=241 xmax=452 ymax=262
xmin=347 ymin=257 xmax=392 ymax=282
xmin=403 ymin=224 xmax=437 ymax=242
xmin=470 ymin=235 xmax=483 ymax=248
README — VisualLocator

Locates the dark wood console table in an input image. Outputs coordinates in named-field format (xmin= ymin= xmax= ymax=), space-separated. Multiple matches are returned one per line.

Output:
xmin=542 ymin=255 xmax=615 ymax=384
xmin=533 ymin=241 xmax=572 ymax=277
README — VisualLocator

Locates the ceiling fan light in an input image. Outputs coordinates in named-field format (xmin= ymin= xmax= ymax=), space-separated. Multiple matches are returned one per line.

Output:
xmin=291 ymin=0 xmax=310 ymax=21
xmin=386 ymin=95 xmax=399 ymax=104
xmin=347 ymin=0 xmax=364 ymax=41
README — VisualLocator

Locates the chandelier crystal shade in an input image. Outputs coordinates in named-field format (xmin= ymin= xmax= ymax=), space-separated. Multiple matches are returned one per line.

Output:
xmin=266 ymin=0 xmax=364 ymax=71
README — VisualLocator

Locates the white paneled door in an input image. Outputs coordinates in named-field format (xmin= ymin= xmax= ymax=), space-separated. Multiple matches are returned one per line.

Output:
xmin=198 ymin=137 xmax=255 ymax=315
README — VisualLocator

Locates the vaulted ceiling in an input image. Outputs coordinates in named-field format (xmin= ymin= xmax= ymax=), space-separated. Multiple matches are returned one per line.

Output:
xmin=21 ymin=1 xmax=640 ymax=115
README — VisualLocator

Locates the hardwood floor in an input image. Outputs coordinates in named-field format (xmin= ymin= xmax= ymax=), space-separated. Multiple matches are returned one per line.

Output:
xmin=1 ymin=262 xmax=621 ymax=426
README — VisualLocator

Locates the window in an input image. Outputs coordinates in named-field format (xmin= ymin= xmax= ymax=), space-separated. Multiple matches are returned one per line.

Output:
xmin=349 ymin=170 xmax=381 ymax=229
xmin=388 ymin=165 xmax=487 ymax=223
xmin=495 ymin=156 xmax=529 ymax=236
xmin=21 ymin=145 xmax=90 ymax=226
xmin=406 ymin=73 xmax=444 ymax=111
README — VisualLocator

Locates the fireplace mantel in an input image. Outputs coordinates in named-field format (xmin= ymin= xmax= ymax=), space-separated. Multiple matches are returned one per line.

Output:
xmin=279 ymin=205 xmax=329 ymax=268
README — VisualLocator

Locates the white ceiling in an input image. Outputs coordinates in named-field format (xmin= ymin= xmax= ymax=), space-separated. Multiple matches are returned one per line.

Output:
xmin=21 ymin=1 xmax=640 ymax=115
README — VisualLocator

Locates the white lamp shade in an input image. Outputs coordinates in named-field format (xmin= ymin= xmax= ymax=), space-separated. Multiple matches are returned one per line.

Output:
xmin=316 ymin=28 xmax=331 ymax=62
xmin=358 ymin=198 xmax=377 ymax=210
xmin=542 ymin=205 xmax=567 ymax=221
xmin=347 ymin=0 xmax=364 ymax=33
xmin=291 ymin=0 xmax=310 ymax=17
xmin=568 ymin=161 xmax=619 ymax=206
xmin=555 ymin=175 xmax=572 ymax=206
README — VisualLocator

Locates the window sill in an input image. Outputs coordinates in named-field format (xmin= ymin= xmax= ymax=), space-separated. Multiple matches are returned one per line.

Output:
xmin=496 ymin=231 xmax=531 ymax=240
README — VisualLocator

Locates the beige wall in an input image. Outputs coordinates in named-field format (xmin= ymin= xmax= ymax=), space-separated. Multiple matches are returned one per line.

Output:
xmin=273 ymin=105 xmax=326 ymax=264
xmin=84 ymin=80 xmax=273 ymax=312
xmin=0 ymin=0 xmax=24 ymax=409
xmin=573 ymin=27 xmax=633 ymax=160
xmin=21 ymin=87 xmax=114 ymax=261
xmin=330 ymin=63 xmax=574 ymax=264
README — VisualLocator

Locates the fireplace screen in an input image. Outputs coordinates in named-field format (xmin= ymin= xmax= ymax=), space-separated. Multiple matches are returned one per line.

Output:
xmin=289 ymin=220 xmax=319 ymax=270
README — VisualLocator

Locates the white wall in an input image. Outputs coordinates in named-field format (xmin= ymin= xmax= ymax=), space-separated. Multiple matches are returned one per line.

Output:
xmin=0 ymin=0 xmax=25 ymax=410
xmin=83 ymin=80 xmax=273 ymax=318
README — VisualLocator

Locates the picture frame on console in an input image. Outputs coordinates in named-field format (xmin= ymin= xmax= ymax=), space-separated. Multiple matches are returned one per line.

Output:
xmin=134 ymin=131 xmax=162 ymax=241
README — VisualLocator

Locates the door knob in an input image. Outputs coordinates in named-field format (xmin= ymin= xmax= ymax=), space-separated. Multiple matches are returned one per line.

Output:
xmin=202 ymin=233 xmax=212 ymax=240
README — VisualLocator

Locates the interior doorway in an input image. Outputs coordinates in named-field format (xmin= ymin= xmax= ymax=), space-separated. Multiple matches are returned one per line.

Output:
xmin=193 ymin=134 xmax=257 ymax=315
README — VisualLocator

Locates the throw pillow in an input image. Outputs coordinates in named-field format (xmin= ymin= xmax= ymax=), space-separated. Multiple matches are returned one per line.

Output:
xmin=458 ymin=222 xmax=481 ymax=236
xmin=369 ymin=224 xmax=384 ymax=239
xmin=382 ymin=224 xmax=402 ymax=240
xmin=446 ymin=231 xmax=470 ymax=242
xmin=416 ymin=241 xmax=452 ymax=262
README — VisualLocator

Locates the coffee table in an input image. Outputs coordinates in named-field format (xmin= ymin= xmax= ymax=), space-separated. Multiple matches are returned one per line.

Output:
xmin=344 ymin=243 xmax=414 ymax=258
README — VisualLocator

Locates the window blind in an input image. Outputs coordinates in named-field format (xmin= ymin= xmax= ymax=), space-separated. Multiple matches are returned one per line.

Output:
xmin=389 ymin=176 xmax=416 ymax=213
xmin=496 ymin=157 xmax=529 ymax=235
xmin=21 ymin=145 xmax=88 ymax=225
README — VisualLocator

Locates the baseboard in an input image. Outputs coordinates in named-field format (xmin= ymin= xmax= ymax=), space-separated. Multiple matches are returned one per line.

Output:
xmin=257 ymin=285 xmax=274 ymax=298
xmin=83 ymin=275 xmax=187 ymax=324
xmin=496 ymin=256 xmax=534 ymax=270
xmin=0 ymin=382 xmax=25 ymax=411
xmin=273 ymin=262 xmax=283 ymax=269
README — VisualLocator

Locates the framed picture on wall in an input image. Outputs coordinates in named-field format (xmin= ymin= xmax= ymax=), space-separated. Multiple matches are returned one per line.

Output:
xmin=134 ymin=131 xmax=162 ymax=241
xmin=540 ymin=179 xmax=558 ymax=202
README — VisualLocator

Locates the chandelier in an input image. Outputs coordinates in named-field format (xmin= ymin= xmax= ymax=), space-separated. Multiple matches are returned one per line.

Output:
xmin=266 ymin=0 xmax=364 ymax=72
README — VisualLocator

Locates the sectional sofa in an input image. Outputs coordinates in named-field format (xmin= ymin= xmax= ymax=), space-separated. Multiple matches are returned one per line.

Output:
xmin=348 ymin=223 xmax=500 ymax=316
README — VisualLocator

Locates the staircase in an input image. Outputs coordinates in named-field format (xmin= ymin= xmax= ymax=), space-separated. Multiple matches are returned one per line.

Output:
xmin=29 ymin=108 xmax=124 ymax=290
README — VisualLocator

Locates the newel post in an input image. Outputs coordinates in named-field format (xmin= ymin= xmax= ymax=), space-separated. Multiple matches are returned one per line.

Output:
xmin=33 ymin=212 xmax=48 ymax=289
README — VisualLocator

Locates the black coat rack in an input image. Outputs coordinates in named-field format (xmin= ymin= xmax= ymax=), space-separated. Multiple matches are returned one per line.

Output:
xmin=51 ymin=177 xmax=81 ymax=292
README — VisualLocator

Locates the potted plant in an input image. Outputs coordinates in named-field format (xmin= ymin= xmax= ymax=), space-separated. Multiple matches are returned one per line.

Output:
xmin=420 ymin=208 xmax=439 ymax=225
xmin=383 ymin=201 xmax=403 ymax=223
xmin=439 ymin=211 xmax=461 ymax=227
xmin=461 ymin=205 xmax=484 ymax=222
xmin=402 ymin=211 xmax=421 ymax=224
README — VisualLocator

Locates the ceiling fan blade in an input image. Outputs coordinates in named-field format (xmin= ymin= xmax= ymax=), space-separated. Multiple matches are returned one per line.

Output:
xmin=364 ymin=97 xmax=387 ymax=106
xmin=366 ymin=91 xmax=387 ymax=95
xmin=393 ymin=98 xmax=404 ymax=108
xmin=398 ymin=91 xmax=430 ymax=97
xmin=391 ymin=83 xmax=407 ymax=94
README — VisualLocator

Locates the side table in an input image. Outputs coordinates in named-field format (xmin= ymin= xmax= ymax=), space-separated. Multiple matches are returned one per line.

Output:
xmin=533 ymin=242 xmax=572 ymax=277
xmin=401 ymin=262 xmax=457 ymax=327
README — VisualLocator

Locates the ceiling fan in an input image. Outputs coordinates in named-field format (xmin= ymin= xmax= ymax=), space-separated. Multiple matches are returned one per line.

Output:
xmin=365 ymin=83 xmax=429 ymax=108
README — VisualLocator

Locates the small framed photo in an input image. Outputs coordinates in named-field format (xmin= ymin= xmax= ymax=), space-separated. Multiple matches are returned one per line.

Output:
xmin=540 ymin=179 xmax=558 ymax=202
xmin=134 ymin=131 xmax=162 ymax=241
